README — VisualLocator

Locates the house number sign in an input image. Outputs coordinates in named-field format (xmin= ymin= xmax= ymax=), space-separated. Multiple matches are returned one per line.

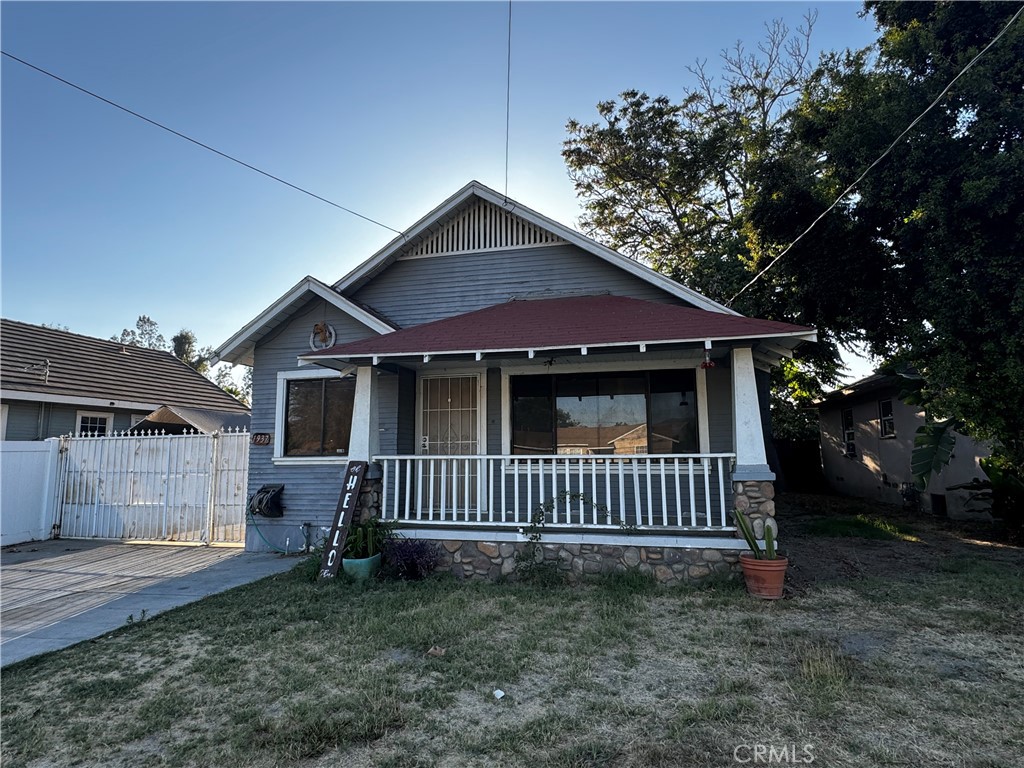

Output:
xmin=251 ymin=433 xmax=272 ymax=446
xmin=318 ymin=461 xmax=368 ymax=580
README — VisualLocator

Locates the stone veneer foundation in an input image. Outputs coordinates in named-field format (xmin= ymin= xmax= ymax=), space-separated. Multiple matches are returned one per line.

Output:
xmin=356 ymin=468 xmax=776 ymax=585
xmin=437 ymin=540 xmax=743 ymax=585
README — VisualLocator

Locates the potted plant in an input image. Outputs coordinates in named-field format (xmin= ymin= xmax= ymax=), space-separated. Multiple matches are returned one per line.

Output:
xmin=734 ymin=511 xmax=788 ymax=599
xmin=342 ymin=518 xmax=393 ymax=581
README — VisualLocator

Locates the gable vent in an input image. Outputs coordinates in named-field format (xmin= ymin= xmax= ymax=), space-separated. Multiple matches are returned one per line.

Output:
xmin=402 ymin=199 xmax=566 ymax=259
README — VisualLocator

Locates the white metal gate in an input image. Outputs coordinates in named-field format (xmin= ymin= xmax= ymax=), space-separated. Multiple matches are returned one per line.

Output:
xmin=55 ymin=430 xmax=248 ymax=546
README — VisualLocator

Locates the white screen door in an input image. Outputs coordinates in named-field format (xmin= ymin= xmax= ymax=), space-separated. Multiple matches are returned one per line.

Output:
xmin=420 ymin=376 xmax=479 ymax=517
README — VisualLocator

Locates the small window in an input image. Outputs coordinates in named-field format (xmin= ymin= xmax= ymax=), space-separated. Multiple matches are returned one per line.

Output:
xmin=284 ymin=377 xmax=356 ymax=457
xmin=879 ymin=400 xmax=895 ymax=438
xmin=76 ymin=411 xmax=113 ymax=437
xmin=841 ymin=408 xmax=856 ymax=457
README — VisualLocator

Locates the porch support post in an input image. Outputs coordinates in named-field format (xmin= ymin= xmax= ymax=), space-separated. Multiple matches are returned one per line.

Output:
xmin=349 ymin=366 xmax=384 ymax=523
xmin=730 ymin=346 xmax=777 ymax=540
xmin=730 ymin=346 xmax=773 ymax=480
xmin=348 ymin=365 xmax=379 ymax=462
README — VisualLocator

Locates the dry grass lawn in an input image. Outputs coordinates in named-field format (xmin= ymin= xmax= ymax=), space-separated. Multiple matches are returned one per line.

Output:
xmin=2 ymin=496 xmax=1021 ymax=767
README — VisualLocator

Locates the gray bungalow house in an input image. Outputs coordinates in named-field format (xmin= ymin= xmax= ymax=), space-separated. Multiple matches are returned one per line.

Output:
xmin=214 ymin=182 xmax=815 ymax=582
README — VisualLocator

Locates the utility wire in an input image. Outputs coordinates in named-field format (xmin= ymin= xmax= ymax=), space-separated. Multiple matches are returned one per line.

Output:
xmin=727 ymin=3 xmax=1024 ymax=306
xmin=1 ymin=50 xmax=404 ymax=236
xmin=503 ymin=0 xmax=513 ymax=200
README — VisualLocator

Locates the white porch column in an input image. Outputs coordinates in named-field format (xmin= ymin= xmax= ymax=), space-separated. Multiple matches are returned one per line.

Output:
xmin=731 ymin=347 xmax=774 ymax=481
xmin=347 ymin=365 xmax=379 ymax=462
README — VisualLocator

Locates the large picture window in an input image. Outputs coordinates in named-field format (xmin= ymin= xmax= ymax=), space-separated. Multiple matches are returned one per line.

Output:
xmin=511 ymin=371 xmax=698 ymax=455
xmin=283 ymin=376 xmax=356 ymax=457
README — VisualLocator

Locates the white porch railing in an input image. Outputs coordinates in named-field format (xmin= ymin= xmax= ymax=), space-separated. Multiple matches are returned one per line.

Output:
xmin=375 ymin=454 xmax=736 ymax=531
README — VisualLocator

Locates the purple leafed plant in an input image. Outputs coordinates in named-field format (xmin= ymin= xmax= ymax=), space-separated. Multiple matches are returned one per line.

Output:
xmin=381 ymin=539 xmax=443 ymax=581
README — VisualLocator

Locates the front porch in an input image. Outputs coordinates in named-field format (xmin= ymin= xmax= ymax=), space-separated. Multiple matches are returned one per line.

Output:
xmin=297 ymin=294 xmax=807 ymax=571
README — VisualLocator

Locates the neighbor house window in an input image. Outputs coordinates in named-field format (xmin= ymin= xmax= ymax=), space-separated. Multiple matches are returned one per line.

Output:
xmin=275 ymin=370 xmax=356 ymax=460
xmin=511 ymin=370 xmax=698 ymax=455
xmin=841 ymin=408 xmax=856 ymax=457
xmin=76 ymin=411 xmax=114 ymax=437
xmin=879 ymin=399 xmax=895 ymax=438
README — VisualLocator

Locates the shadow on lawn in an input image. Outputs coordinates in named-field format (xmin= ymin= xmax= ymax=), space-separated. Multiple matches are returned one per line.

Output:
xmin=779 ymin=492 xmax=1023 ymax=594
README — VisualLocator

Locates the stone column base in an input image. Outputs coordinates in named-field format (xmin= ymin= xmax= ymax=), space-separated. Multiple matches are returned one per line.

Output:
xmin=733 ymin=480 xmax=777 ymax=540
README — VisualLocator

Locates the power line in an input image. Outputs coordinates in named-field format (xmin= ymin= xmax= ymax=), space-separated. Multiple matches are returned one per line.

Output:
xmin=727 ymin=3 xmax=1024 ymax=307
xmin=503 ymin=0 xmax=513 ymax=200
xmin=1 ymin=50 xmax=404 ymax=236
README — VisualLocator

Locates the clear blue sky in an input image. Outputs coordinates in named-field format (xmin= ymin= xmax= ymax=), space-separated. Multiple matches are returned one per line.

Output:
xmin=2 ymin=1 xmax=879 ymax=378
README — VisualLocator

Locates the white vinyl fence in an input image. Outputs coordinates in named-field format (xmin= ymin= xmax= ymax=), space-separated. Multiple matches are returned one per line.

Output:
xmin=54 ymin=430 xmax=249 ymax=545
xmin=0 ymin=440 xmax=61 ymax=547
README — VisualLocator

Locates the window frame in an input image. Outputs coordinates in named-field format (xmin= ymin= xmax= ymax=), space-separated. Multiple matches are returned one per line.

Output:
xmin=76 ymin=410 xmax=115 ymax=437
xmin=274 ymin=368 xmax=354 ymax=465
xmin=878 ymin=399 xmax=895 ymax=439
xmin=841 ymin=408 xmax=856 ymax=457
xmin=501 ymin=362 xmax=710 ymax=457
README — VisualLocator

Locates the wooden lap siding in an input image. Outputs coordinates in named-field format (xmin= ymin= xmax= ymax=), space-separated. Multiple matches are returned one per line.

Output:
xmin=347 ymin=244 xmax=695 ymax=328
xmin=247 ymin=300 xmax=395 ymax=549
xmin=2 ymin=401 xmax=139 ymax=440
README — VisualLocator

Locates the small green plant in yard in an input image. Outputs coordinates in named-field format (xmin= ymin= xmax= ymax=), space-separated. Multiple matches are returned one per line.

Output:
xmin=124 ymin=608 xmax=148 ymax=626
xmin=734 ymin=509 xmax=779 ymax=558
xmin=345 ymin=518 xmax=395 ymax=559
xmin=807 ymin=514 xmax=919 ymax=542
xmin=513 ymin=491 xmax=635 ymax=581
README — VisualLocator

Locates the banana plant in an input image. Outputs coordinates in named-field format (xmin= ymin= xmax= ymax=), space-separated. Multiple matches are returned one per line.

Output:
xmin=910 ymin=418 xmax=957 ymax=490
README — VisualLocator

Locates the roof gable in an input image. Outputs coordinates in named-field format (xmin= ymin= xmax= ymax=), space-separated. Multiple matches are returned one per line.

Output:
xmin=1 ymin=319 xmax=249 ymax=412
xmin=398 ymin=197 xmax=566 ymax=259
xmin=334 ymin=181 xmax=739 ymax=316
xmin=212 ymin=276 xmax=396 ymax=366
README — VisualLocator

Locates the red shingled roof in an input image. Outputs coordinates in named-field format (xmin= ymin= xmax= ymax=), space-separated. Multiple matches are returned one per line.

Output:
xmin=303 ymin=295 xmax=813 ymax=361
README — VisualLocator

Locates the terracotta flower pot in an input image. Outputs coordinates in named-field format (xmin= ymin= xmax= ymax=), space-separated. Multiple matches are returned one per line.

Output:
xmin=739 ymin=553 xmax=788 ymax=600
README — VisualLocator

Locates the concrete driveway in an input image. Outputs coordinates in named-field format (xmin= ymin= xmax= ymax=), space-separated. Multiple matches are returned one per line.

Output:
xmin=1 ymin=539 xmax=297 ymax=667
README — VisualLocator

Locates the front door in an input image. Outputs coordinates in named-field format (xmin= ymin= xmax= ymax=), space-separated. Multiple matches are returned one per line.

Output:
xmin=420 ymin=376 xmax=480 ymax=517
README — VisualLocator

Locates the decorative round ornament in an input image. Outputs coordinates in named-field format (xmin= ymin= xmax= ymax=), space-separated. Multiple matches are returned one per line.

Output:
xmin=309 ymin=322 xmax=336 ymax=351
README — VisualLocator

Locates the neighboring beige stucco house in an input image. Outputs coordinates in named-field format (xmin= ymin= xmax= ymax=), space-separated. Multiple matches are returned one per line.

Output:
xmin=818 ymin=373 xmax=990 ymax=518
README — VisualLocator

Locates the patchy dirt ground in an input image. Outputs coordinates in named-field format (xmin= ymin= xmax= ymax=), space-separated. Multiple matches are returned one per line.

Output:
xmin=780 ymin=493 xmax=1022 ymax=590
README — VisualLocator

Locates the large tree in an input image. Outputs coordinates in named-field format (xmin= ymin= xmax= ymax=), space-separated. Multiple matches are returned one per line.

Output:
xmin=792 ymin=1 xmax=1024 ymax=479
xmin=171 ymin=329 xmax=213 ymax=375
xmin=112 ymin=315 xmax=251 ymax=405
xmin=562 ymin=13 xmax=886 ymax=434
xmin=111 ymin=315 xmax=167 ymax=351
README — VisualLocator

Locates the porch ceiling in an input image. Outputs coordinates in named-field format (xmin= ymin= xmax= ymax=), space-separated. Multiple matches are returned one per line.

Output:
xmin=298 ymin=294 xmax=815 ymax=368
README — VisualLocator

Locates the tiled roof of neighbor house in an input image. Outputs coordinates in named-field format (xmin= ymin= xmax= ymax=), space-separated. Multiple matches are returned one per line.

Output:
xmin=303 ymin=294 xmax=815 ymax=361
xmin=1 ymin=319 xmax=249 ymax=412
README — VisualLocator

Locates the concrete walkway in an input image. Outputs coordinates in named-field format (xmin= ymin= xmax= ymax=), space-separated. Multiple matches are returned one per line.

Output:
xmin=1 ymin=539 xmax=298 ymax=667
